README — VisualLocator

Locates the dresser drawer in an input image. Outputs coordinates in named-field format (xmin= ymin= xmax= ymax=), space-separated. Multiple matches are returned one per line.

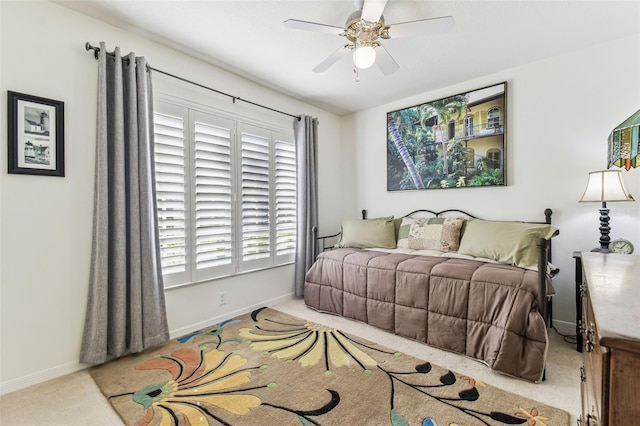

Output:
xmin=584 ymin=338 xmax=608 ymax=424
xmin=582 ymin=286 xmax=609 ymax=424
xmin=579 ymin=365 xmax=590 ymax=425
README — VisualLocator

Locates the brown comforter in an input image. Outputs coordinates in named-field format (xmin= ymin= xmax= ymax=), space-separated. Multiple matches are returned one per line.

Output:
xmin=304 ymin=248 xmax=549 ymax=382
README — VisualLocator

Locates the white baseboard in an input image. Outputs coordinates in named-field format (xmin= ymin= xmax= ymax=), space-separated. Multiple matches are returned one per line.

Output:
xmin=0 ymin=292 xmax=294 ymax=396
xmin=169 ymin=292 xmax=294 ymax=338
xmin=551 ymin=319 xmax=576 ymax=336
xmin=0 ymin=361 xmax=87 ymax=396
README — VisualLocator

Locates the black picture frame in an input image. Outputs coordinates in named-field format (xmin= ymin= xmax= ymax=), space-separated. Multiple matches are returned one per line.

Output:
xmin=387 ymin=82 xmax=507 ymax=191
xmin=8 ymin=91 xmax=65 ymax=177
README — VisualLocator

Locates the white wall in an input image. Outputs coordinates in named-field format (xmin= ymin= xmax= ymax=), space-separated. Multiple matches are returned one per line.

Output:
xmin=0 ymin=1 xmax=343 ymax=393
xmin=344 ymin=35 xmax=640 ymax=327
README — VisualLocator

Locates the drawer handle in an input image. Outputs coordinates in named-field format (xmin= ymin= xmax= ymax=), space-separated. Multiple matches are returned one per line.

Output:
xmin=586 ymin=339 xmax=594 ymax=352
xmin=579 ymin=366 xmax=586 ymax=382
xmin=585 ymin=324 xmax=595 ymax=352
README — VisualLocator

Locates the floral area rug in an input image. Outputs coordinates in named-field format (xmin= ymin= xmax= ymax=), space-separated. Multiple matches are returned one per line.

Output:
xmin=90 ymin=307 xmax=569 ymax=426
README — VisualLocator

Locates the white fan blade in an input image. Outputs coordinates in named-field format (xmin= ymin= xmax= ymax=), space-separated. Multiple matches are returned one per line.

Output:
xmin=376 ymin=44 xmax=399 ymax=75
xmin=312 ymin=46 xmax=351 ymax=73
xmin=361 ymin=0 xmax=388 ymax=23
xmin=283 ymin=19 xmax=344 ymax=36
xmin=387 ymin=16 xmax=455 ymax=38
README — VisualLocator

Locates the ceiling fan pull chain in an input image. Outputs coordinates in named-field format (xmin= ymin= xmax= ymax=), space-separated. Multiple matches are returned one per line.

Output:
xmin=354 ymin=66 xmax=361 ymax=82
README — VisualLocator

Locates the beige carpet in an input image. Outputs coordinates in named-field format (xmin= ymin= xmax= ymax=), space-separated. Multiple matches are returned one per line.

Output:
xmin=89 ymin=307 xmax=569 ymax=425
xmin=0 ymin=298 xmax=582 ymax=425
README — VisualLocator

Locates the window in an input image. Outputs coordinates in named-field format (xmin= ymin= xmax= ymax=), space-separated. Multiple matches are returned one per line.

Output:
xmin=486 ymin=148 xmax=501 ymax=169
xmin=487 ymin=107 xmax=501 ymax=128
xmin=447 ymin=120 xmax=455 ymax=140
xmin=467 ymin=147 xmax=475 ymax=167
xmin=464 ymin=115 xmax=474 ymax=137
xmin=154 ymin=100 xmax=296 ymax=287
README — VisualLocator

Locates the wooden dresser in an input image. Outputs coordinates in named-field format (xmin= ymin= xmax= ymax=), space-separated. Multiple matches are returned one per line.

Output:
xmin=579 ymin=252 xmax=640 ymax=425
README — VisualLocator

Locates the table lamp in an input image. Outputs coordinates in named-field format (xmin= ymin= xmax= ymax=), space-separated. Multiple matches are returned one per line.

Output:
xmin=579 ymin=170 xmax=634 ymax=252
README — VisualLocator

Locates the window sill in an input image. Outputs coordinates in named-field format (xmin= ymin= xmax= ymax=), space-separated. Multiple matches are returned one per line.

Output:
xmin=164 ymin=261 xmax=294 ymax=291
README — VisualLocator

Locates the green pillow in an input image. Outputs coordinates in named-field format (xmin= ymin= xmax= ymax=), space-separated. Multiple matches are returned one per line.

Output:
xmin=335 ymin=217 xmax=396 ymax=249
xmin=393 ymin=217 xmax=403 ymax=241
xmin=457 ymin=219 xmax=558 ymax=270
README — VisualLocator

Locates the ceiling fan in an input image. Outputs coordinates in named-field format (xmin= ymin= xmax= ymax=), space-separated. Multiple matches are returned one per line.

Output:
xmin=284 ymin=0 xmax=454 ymax=78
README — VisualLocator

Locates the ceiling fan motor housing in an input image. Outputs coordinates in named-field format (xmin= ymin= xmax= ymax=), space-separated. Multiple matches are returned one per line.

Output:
xmin=343 ymin=9 xmax=390 ymax=47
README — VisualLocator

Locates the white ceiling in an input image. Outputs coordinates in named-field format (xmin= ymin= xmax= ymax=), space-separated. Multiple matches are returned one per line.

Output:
xmin=56 ymin=0 xmax=639 ymax=116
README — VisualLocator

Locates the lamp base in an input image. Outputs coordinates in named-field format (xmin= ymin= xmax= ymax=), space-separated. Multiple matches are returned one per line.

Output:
xmin=595 ymin=204 xmax=612 ymax=253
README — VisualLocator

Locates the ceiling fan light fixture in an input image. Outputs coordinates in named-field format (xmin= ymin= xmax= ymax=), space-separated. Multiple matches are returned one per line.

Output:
xmin=285 ymin=0 xmax=454 ymax=76
xmin=353 ymin=45 xmax=376 ymax=69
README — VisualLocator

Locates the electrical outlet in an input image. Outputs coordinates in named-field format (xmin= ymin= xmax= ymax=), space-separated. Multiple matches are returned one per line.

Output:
xmin=219 ymin=291 xmax=227 ymax=305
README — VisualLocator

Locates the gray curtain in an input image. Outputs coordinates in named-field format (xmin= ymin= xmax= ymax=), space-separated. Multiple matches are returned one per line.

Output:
xmin=80 ymin=43 xmax=169 ymax=364
xmin=293 ymin=115 xmax=319 ymax=298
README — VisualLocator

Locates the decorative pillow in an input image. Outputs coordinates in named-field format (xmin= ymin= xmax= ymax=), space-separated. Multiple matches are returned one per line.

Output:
xmin=457 ymin=219 xmax=559 ymax=270
xmin=335 ymin=216 xmax=396 ymax=249
xmin=396 ymin=217 xmax=414 ymax=248
xmin=397 ymin=217 xmax=465 ymax=252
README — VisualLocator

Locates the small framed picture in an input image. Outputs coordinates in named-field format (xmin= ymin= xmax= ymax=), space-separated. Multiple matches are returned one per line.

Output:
xmin=7 ymin=91 xmax=65 ymax=177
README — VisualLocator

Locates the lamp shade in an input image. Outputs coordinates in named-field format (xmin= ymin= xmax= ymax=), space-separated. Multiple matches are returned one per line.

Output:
xmin=579 ymin=170 xmax=635 ymax=202
xmin=353 ymin=45 xmax=376 ymax=69
xmin=608 ymin=109 xmax=640 ymax=170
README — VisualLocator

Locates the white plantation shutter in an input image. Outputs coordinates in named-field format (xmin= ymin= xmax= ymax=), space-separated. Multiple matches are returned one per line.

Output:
xmin=153 ymin=104 xmax=188 ymax=286
xmin=239 ymin=125 xmax=271 ymax=269
xmin=274 ymin=135 xmax=296 ymax=261
xmin=192 ymin=112 xmax=235 ymax=279
xmin=153 ymin=99 xmax=295 ymax=286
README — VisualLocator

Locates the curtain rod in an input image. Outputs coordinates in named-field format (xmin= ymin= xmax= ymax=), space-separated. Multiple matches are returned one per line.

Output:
xmin=85 ymin=42 xmax=301 ymax=121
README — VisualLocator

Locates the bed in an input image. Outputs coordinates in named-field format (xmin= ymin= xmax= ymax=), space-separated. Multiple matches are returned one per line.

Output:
xmin=304 ymin=209 xmax=558 ymax=382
